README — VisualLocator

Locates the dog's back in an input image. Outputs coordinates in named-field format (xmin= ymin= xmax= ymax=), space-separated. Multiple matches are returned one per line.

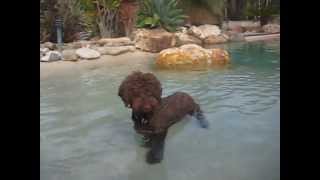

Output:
xmin=149 ymin=92 xmax=208 ymax=132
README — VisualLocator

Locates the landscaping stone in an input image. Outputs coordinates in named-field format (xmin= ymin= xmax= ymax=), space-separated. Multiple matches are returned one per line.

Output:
xmin=93 ymin=45 xmax=135 ymax=55
xmin=40 ymin=48 xmax=49 ymax=56
xmin=62 ymin=49 xmax=78 ymax=61
xmin=155 ymin=44 xmax=230 ymax=69
xmin=203 ymin=35 xmax=228 ymax=44
xmin=133 ymin=28 xmax=176 ymax=53
xmin=43 ymin=42 xmax=56 ymax=50
xmin=175 ymin=32 xmax=202 ymax=46
xmin=95 ymin=37 xmax=134 ymax=47
xmin=188 ymin=24 xmax=221 ymax=40
xmin=226 ymin=32 xmax=245 ymax=42
xmin=41 ymin=51 xmax=62 ymax=62
xmin=71 ymin=40 xmax=93 ymax=49
xmin=75 ymin=47 xmax=101 ymax=59
xmin=262 ymin=24 xmax=280 ymax=33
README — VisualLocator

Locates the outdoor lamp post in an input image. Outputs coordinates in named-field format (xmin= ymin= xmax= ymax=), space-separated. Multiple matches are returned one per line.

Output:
xmin=55 ymin=18 xmax=63 ymax=49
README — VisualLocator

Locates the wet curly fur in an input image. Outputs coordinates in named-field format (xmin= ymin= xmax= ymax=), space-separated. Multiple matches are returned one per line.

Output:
xmin=118 ymin=71 xmax=162 ymax=111
xmin=118 ymin=71 xmax=208 ymax=164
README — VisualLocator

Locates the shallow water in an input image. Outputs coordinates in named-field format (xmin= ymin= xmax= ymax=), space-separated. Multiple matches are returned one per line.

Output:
xmin=40 ymin=40 xmax=280 ymax=180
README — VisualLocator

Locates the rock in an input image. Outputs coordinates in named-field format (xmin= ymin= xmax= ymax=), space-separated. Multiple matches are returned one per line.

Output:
xmin=75 ymin=48 xmax=101 ymax=59
xmin=228 ymin=25 xmax=245 ymax=33
xmin=155 ymin=44 xmax=230 ymax=69
xmin=40 ymin=48 xmax=49 ymax=56
xmin=221 ymin=33 xmax=230 ymax=41
xmin=71 ymin=40 xmax=93 ymax=49
xmin=226 ymin=32 xmax=245 ymax=42
xmin=262 ymin=24 xmax=280 ymax=33
xmin=93 ymin=45 xmax=135 ymax=55
xmin=210 ymin=48 xmax=231 ymax=65
xmin=176 ymin=27 xmax=188 ymax=33
xmin=95 ymin=37 xmax=134 ymax=47
xmin=43 ymin=42 xmax=56 ymax=50
xmin=226 ymin=21 xmax=260 ymax=32
xmin=40 ymin=51 xmax=62 ymax=62
xmin=62 ymin=49 xmax=78 ymax=61
xmin=244 ymin=26 xmax=263 ymax=33
xmin=175 ymin=32 xmax=202 ymax=46
xmin=133 ymin=28 xmax=176 ymax=53
xmin=60 ymin=43 xmax=75 ymax=50
xmin=188 ymin=25 xmax=221 ymax=40
xmin=203 ymin=35 xmax=228 ymax=44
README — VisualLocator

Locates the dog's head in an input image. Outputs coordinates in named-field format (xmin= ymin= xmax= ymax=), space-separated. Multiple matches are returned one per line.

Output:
xmin=118 ymin=71 xmax=162 ymax=110
xmin=131 ymin=95 xmax=160 ymax=114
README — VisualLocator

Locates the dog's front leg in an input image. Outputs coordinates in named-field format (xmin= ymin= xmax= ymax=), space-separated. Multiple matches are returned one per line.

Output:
xmin=132 ymin=111 xmax=142 ymax=129
xmin=146 ymin=130 xmax=168 ymax=164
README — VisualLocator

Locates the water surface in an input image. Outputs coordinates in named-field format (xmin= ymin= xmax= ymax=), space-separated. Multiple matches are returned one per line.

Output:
xmin=40 ymin=40 xmax=280 ymax=180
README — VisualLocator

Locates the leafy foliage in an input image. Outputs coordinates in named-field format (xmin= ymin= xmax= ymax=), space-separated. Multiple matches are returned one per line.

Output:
xmin=57 ymin=0 xmax=92 ymax=42
xmin=244 ymin=0 xmax=279 ymax=25
xmin=97 ymin=0 xmax=121 ymax=37
xmin=136 ymin=0 xmax=187 ymax=32
xmin=40 ymin=0 xmax=93 ymax=42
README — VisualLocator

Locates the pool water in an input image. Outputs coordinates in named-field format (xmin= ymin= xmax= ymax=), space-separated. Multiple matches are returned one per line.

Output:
xmin=40 ymin=40 xmax=280 ymax=180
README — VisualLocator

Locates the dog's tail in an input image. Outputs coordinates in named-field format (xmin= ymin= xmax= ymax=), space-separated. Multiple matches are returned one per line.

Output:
xmin=193 ymin=104 xmax=209 ymax=129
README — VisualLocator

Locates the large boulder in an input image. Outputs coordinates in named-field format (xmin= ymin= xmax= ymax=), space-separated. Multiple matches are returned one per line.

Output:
xmin=155 ymin=44 xmax=230 ymax=69
xmin=95 ymin=37 xmax=134 ymax=47
xmin=75 ymin=47 xmax=101 ymax=59
xmin=262 ymin=24 xmax=280 ymax=33
xmin=41 ymin=51 xmax=62 ymax=62
xmin=133 ymin=28 xmax=176 ymax=53
xmin=175 ymin=32 xmax=202 ymax=46
xmin=188 ymin=25 xmax=221 ymax=40
xmin=62 ymin=49 xmax=78 ymax=61
xmin=203 ymin=34 xmax=228 ymax=44
xmin=93 ymin=45 xmax=135 ymax=55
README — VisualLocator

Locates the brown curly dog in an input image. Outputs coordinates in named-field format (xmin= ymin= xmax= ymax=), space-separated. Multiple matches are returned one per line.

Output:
xmin=118 ymin=72 xmax=209 ymax=164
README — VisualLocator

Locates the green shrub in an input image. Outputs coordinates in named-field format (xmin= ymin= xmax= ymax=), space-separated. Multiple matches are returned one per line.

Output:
xmin=136 ymin=0 xmax=187 ymax=32
xmin=40 ymin=0 xmax=93 ymax=43
xmin=244 ymin=0 xmax=279 ymax=25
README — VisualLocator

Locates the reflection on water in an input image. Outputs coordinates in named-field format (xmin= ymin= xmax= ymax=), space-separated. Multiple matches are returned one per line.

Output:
xmin=41 ymin=40 xmax=280 ymax=180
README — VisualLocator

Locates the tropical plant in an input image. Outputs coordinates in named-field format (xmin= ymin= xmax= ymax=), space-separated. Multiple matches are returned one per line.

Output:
xmin=136 ymin=0 xmax=187 ymax=32
xmin=93 ymin=0 xmax=121 ymax=37
xmin=57 ymin=0 xmax=93 ymax=42
xmin=40 ymin=0 xmax=58 ymax=42
xmin=244 ymin=0 xmax=279 ymax=25
xmin=118 ymin=0 xmax=139 ymax=36
xmin=40 ymin=0 xmax=93 ymax=43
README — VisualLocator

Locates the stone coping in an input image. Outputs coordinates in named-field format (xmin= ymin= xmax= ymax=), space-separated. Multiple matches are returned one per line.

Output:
xmin=243 ymin=32 xmax=280 ymax=37
xmin=244 ymin=33 xmax=280 ymax=42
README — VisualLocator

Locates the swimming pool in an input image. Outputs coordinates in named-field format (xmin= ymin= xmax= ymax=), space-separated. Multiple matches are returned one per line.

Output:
xmin=40 ymin=39 xmax=280 ymax=180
